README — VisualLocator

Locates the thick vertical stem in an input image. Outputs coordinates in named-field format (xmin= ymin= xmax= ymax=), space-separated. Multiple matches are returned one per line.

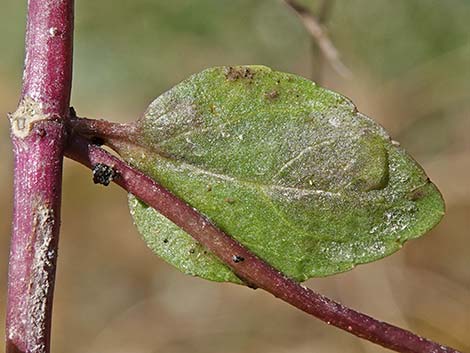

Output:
xmin=6 ymin=1 xmax=74 ymax=353
xmin=20 ymin=0 xmax=74 ymax=115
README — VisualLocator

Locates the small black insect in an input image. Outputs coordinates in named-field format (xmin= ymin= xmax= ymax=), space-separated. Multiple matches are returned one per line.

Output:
xmin=92 ymin=163 xmax=117 ymax=186
xmin=232 ymin=255 xmax=245 ymax=263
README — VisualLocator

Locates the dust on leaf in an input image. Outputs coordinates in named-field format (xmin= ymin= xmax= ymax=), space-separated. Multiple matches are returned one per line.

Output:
xmin=124 ymin=65 xmax=444 ymax=284
xmin=224 ymin=66 xmax=255 ymax=81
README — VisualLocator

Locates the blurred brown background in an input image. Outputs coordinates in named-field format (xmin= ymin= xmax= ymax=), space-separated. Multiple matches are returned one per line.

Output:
xmin=1 ymin=1 xmax=469 ymax=352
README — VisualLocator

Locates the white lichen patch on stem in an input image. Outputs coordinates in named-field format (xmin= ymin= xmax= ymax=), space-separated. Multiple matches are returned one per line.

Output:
xmin=9 ymin=97 xmax=50 ymax=138
xmin=7 ymin=203 xmax=56 ymax=353
xmin=29 ymin=204 xmax=55 ymax=353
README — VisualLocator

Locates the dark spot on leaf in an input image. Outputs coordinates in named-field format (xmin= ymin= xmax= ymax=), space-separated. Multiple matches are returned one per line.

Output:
xmin=224 ymin=197 xmax=235 ymax=204
xmin=206 ymin=184 xmax=212 ymax=192
xmin=232 ymin=255 xmax=245 ymax=263
xmin=163 ymin=239 xmax=169 ymax=244
xmin=408 ymin=184 xmax=428 ymax=201
xmin=189 ymin=248 xmax=196 ymax=254
xmin=409 ymin=189 xmax=425 ymax=201
xmin=265 ymin=90 xmax=279 ymax=100
xmin=225 ymin=66 xmax=255 ymax=81
xmin=92 ymin=163 xmax=118 ymax=186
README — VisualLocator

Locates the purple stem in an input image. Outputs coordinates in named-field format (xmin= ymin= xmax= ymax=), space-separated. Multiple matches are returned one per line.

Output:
xmin=6 ymin=1 xmax=74 ymax=353
xmin=65 ymin=134 xmax=460 ymax=353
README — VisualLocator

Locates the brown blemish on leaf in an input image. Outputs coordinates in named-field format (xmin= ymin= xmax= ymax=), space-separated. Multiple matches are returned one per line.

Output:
xmin=224 ymin=197 xmax=235 ymax=204
xmin=409 ymin=189 xmax=426 ymax=201
xmin=265 ymin=90 xmax=279 ymax=100
xmin=225 ymin=66 xmax=255 ymax=81
xmin=408 ymin=182 xmax=430 ymax=201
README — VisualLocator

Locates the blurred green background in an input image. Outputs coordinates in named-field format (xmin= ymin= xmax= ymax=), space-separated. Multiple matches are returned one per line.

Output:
xmin=1 ymin=1 xmax=469 ymax=352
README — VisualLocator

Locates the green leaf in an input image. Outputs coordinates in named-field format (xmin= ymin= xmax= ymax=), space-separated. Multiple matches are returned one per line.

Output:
xmin=123 ymin=65 xmax=444 ymax=284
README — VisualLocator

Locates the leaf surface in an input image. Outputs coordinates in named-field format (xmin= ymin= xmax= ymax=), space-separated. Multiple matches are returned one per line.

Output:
xmin=123 ymin=66 xmax=444 ymax=283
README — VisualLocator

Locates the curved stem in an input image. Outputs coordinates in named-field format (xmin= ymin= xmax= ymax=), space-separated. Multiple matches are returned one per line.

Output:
xmin=65 ymin=134 xmax=460 ymax=353
xmin=7 ymin=1 xmax=74 ymax=353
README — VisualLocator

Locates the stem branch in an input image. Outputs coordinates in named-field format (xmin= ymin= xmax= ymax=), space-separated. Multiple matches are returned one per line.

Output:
xmin=65 ymin=135 xmax=460 ymax=353
xmin=68 ymin=113 xmax=137 ymax=144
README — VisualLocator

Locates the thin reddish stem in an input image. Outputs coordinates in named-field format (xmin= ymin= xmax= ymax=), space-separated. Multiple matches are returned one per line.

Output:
xmin=7 ymin=1 xmax=74 ymax=353
xmin=283 ymin=0 xmax=351 ymax=79
xmin=68 ymin=114 xmax=138 ymax=143
xmin=65 ymin=135 xmax=460 ymax=353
